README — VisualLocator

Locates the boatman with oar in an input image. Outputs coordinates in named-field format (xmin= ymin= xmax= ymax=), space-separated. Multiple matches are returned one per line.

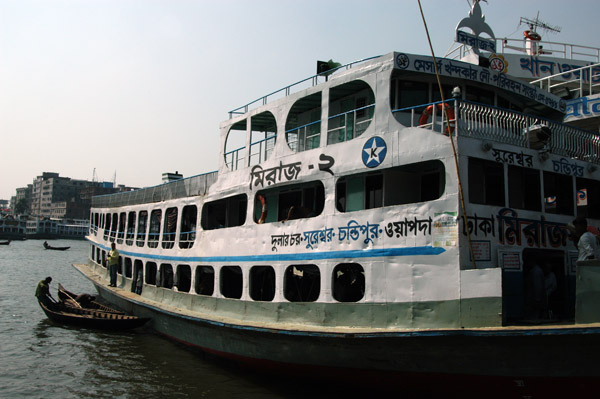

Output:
xmin=108 ymin=242 xmax=119 ymax=287
xmin=35 ymin=276 xmax=55 ymax=309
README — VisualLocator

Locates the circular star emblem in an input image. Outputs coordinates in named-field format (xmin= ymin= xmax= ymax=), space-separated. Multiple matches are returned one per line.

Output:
xmin=362 ymin=136 xmax=387 ymax=168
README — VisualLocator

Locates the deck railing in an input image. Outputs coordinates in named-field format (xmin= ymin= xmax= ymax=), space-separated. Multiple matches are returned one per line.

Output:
xmin=530 ymin=62 xmax=600 ymax=97
xmin=457 ymin=101 xmax=600 ymax=164
xmin=92 ymin=171 xmax=218 ymax=208
xmin=394 ymin=99 xmax=600 ymax=165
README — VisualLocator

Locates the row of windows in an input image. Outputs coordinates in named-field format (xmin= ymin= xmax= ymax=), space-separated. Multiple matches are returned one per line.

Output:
xmin=468 ymin=157 xmax=600 ymax=217
xmin=92 ymin=246 xmax=365 ymax=303
xmin=91 ymin=160 xmax=446 ymax=247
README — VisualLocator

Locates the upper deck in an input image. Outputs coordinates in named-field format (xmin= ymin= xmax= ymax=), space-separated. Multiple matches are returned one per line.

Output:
xmin=92 ymin=51 xmax=599 ymax=209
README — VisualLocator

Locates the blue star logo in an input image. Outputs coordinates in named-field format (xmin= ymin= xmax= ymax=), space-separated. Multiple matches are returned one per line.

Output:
xmin=362 ymin=136 xmax=387 ymax=168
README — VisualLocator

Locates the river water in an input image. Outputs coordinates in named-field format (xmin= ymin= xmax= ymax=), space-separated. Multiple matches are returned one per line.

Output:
xmin=2 ymin=239 xmax=424 ymax=399
xmin=0 ymin=239 xmax=327 ymax=399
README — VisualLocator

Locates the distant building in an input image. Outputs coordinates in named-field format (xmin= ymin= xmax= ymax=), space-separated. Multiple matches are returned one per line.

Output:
xmin=16 ymin=172 xmax=136 ymax=220
xmin=162 ymin=171 xmax=183 ymax=183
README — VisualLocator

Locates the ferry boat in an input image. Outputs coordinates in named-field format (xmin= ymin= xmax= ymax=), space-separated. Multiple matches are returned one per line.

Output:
xmin=74 ymin=2 xmax=600 ymax=395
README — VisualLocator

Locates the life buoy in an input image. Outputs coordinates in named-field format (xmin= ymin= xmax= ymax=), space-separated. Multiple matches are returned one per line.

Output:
xmin=257 ymin=194 xmax=268 ymax=224
xmin=418 ymin=103 xmax=455 ymax=135
xmin=523 ymin=30 xmax=541 ymax=41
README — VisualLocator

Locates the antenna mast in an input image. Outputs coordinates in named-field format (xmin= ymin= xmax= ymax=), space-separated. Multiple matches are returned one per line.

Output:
xmin=519 ymin=12 xmax=561 ymax=35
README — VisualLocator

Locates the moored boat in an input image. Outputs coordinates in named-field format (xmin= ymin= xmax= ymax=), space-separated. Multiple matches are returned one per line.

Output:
xmin=73 ymin=1 xmax=600 ymax=393
xmin=38 ymin=300 xmax=149 ymax=330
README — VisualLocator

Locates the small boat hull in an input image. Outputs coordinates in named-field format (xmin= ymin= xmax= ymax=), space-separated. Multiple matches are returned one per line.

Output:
xmin=38 ymin=300 xmax=149 ymax=330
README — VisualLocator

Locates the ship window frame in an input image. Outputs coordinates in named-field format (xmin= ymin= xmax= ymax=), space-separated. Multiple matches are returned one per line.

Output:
xmin=117 ymin=211 xmax=126 ymax=244
xmin=148 ymin=209 xmax=162 ymax=248
xmin=249 ymin=265 xmax=276 ymax=302
xmin=194 ymin=265 xmax=215 ymax=296
xmin=543 ymin=171 xmax=574 ymax=215
xmin=201 ymin=194 xmax=247 ymax=230
xmin=220 ymin=265 xmax=243 ymax=299
xmin=132 ymin=260 xmax=144 ymax=294
xmin=145 ymin=261 xmax=157 ymax=286
xmin=179 ymin=205 xmax=197 ymax=249
xmin=126 ymin=211 xmax=136 ymax=246
xmin=254 ymin=180 xmax=325 ymax=224
xmin=327 ymin=80 xmax=375 ymax=145
xmin=124 ymin=257 xmax=133 ymax=278
xmin=508 ymin=165 xmax=541 ymax=212
xmin=161 ymin=207 xmax=178 ymax=249
xmin=176 ymin=264 xmax=192 ymax=293
xmin=158 ymin=263 xmax=174 ymax=289
xmin=286 ymin=92 xmax=322 ymax=153
xmin=332 ymin=263 xmax=365 ymax=302
xmin=336 ymin=160 xmax=445 ymax=212
xmin=136 ymin=210 xmax=148 ymax=247
xmin=284 ymin=264 xmax=320 ymax=302
xmin=468 ymin=157 xmax=505 ymax=207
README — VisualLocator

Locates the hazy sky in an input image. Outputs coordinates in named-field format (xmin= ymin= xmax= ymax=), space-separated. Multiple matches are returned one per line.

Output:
xmin=1 ymin=0 xmax=598 ymax=200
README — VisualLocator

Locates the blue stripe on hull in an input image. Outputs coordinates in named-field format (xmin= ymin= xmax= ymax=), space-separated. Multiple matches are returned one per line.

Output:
xmin=89 ymin=238 xmax=445 ymax=262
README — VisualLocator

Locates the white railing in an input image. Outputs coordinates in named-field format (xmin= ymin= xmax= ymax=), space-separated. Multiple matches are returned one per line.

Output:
xmin=447 ymin=38 xmax=600 ymax=63
xmin=530 ymin=62 xmax=600 ymax=97
xmin=457 ymin=101 xmax=600 ymax=164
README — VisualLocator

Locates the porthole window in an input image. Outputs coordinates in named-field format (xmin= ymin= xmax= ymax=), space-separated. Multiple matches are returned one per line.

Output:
xmin=195 ymin=266 xmax=214 ymax=296
xmin=220 ymin=266 xmax=242 ymax=299
xmin=176 ymin=264 xmax=192 ymax=293
xmin=145 ymin=262 xmax=157 ymax=285
xmin=284 ymin=264 xmax=320 ymax=302
xmin=332 ymin=263 xmax=365 ymax=302
xmin=249 ymin=266 xmax=275 ymax=302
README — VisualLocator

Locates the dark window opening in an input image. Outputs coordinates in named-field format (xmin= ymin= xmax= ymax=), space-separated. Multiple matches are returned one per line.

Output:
xmin=136 ymin=210 xmax=148 ymax=247
xmin=117 ymin=212 xmax=126 ymax=244
xmin=176 ymin=265 xmax=191 ymax=293
xmin=148 ymin=210 xmax=162 ymax=248
xmin=284 ymin=265 xmax=320 ymax=302
xmin=576 ymin=177 xmax=600 ymax=219
xmin=249 ymin=266 xmax=275 ymax=302
xmin=336 ymin=160 xmax=445 ymax=212
xmin=201 ymin=194 xmax=247 ymax=230
xmin=158 ymin=264 xmax=174 ymax=289
xmin=465 ymin=85 xmax=495 ymax=106
xmin=110 ymin=213 xmax=117 ymax=241
xmin=132 ymin=260 xmax=143 ymax=294
xmin=162 ymin=207 xmax=178 ymax=249
xmin=124 ymin=257 xmax=133 ymax=278
xmin=286 ymin=92 xmax=322 ymax=152
xmin=180 ymin=205 xmax=197 ymax=249
xmin=328 ymin=81 xmax=375 ymax=144
xmin=195 ymin=266 xmax=214 ymax=296
xmin=332 ymin=263 xmax=365 ymax=302
xmin=145 ymin=262 xmax=157 ymax=286
xmin=126 ymin=212 xmax=136 ymax=246
xmin=543 ymin=171 xmax=573 ymax=215
xmin=254 ymin=181 xmax=325 ymax=224
xmin=103 ymin=213 xmax=111 ymax=240
xmin=508 ymin=165 xmax=541 ymax=211
xmin=220 ymin=266 xmax=242 ymax=299
xmin=468 ymin=157 xmax=505 ymax=206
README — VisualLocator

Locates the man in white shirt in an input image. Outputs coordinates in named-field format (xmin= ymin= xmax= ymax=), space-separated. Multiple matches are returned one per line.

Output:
xmin=571 ymin=217 xmax=599 ymax=261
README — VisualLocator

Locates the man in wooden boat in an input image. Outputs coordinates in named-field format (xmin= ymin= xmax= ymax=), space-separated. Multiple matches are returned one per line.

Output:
xmin=107 ymin=243 xmax=119 ymax=287
xmin=35 ymin=277 xmax=56 ymax=309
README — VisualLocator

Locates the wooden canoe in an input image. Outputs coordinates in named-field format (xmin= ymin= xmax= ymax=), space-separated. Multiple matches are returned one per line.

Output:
xmin=38 ymin=300 xmax=150 ymax=330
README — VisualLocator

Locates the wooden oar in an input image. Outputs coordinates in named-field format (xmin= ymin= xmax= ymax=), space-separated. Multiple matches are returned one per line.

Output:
xmin=58 ymin=285 xmax=82 ymax=308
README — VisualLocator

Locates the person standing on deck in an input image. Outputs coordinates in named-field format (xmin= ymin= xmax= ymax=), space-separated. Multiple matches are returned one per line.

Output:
xmin=570 ymin=217 xmax=600 ymax=262
xmin=35 ymin=277 xmax=55 ymax=308
xmin=108 ymin=243 xmax=119 ymax=287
